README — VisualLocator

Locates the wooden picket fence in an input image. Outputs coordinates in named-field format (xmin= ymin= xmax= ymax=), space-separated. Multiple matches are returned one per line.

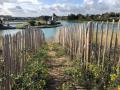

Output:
xmin=58 ymin=21 xmax=120 ymax=69
xmin=0 ymin=27 xmax=45 ymax=90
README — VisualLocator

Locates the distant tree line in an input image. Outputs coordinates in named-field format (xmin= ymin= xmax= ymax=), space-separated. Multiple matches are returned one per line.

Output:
xmin=38 ymin=16 xmax=50 ymax=23
xmin=59 ymin=12 xmax=120 ymax=22
xmin=1 ymin=12 xmax=120 ymax=22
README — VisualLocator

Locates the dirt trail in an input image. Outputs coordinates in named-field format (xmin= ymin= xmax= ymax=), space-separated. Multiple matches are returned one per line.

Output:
xmin=46 ymin=43 xmax=72 ymax=90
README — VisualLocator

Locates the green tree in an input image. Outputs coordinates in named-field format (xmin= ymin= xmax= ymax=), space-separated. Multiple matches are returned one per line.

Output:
xmin=29 ymin=20 xmax=36 ymax=26
xmin=37 ymin=22 xmax=41 ymax=26
xmin=42 ymin=16 xmax=50 ymax=24
xmin=67 ymin=14 xmax=78 ymax=20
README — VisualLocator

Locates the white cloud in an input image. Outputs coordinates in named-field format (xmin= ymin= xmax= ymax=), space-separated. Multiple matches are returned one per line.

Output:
xmin=0 ymin=0 xmax=120 ymax=17
xmin=0 ymin=0 xmax=16 ymax=4
xmin=17 ymin=0 xmax=39 ymax=4
xmin=82 ymin=0 xmax=120 ymax=14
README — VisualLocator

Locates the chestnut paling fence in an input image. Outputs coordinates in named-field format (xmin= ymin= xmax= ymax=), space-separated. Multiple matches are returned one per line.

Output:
xmin=0 ymin=27 xmax=45 ymax=90
xmin=1 ymin=21 xmax=120 ymax=89
xmin=58 ymin=21 xmax=120 ymax=69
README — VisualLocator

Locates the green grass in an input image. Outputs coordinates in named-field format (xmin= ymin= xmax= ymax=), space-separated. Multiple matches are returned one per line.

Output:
xmin=16 ymin=23 xmax=28 ymax=29
xmin=36 ymin=20 xmax=47 ymax=25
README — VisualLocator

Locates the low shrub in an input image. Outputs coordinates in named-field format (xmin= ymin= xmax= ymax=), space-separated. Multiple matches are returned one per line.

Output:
xmin=37 ymin=22 xmax=41 ymax=26
xmin=51 ymin=43 xmax=60 ymax=51
xmin=63 ymin=59 xmax=120 ymax=90
xmin=12 ymin=45 xmax=49 ymax=90
xmin=28 ymin=20 xmax=36 ymax=26
xmin=56 ymin=49 xmax=65 ymax=57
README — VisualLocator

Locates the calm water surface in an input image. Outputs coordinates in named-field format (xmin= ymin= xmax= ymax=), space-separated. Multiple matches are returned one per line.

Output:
xmin=0 ymin=21 xmax=119 ymax=39
xmin=0 ymin=21 xmax=78 ymax=39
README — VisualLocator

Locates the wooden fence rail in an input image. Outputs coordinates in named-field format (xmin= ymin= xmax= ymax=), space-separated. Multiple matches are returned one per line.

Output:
xmin=0 ymin=27 xmax=45 ymax=90
xmin=57 ymin=21 xmax=120 ymax=69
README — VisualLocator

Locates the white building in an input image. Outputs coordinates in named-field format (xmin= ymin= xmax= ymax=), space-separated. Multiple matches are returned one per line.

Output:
xmin=47 ymin=14 xmax=57 ymax=24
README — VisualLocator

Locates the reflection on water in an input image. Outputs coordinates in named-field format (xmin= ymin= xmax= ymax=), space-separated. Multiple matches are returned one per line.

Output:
xmin=0 ymin=21 xmax=119 ymax=39
xmin=0 ymin=21 xmax=67 ymax=38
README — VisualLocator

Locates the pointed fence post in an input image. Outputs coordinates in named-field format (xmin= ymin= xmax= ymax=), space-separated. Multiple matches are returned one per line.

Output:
xmin=86 ymin=22 xmax=93 ymax=68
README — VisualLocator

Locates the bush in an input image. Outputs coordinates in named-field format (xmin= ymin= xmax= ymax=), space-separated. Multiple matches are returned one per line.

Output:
xmin=28 ymin=20 xmax=36 ymax=26
xmin=63 ymin=60 xmax=120 ymax=90
xmin=56 ymin=49 xmax=65 ymax=57
xmin=12 ymin=45 xmax=49 ymax=90
xmin=37 ymin=22 xmax=41 ymax=26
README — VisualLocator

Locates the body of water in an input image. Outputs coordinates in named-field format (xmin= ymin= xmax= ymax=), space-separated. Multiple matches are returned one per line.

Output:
xmin=0 ymin=21 xmax=119 ymax=39
xmin=0 ymin=21 xmax=79 ymax=38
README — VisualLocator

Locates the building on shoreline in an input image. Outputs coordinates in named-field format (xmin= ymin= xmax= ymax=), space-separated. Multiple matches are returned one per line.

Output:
xmin=47 ymin=13 xmax=57 ymax=25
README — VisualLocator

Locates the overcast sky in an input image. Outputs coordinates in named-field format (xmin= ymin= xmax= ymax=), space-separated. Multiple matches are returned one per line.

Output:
xmin=0 ymin=0 xmax=120 ymax=17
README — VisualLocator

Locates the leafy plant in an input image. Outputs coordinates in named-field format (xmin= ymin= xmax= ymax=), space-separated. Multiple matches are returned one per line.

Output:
xmin=56 ymin=49 xmax=65 ymax=57
xmin=28 ymin=20 xmax=36 ymax=26
xmin=37 ymin=22 xmax=41 ymax=26
xmin=12 ymin=45 xmax=50 ymax=90
xmin=63 ymin=59 xmax=120 ymax=90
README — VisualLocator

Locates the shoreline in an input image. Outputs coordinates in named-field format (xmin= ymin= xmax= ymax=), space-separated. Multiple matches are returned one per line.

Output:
xmin=0 ymin=23 xmax=62 ymax=30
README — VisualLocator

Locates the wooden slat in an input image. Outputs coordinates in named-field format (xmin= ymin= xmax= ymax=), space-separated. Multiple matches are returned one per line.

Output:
xmin=1 ymin=27 xmax=45 ymax=90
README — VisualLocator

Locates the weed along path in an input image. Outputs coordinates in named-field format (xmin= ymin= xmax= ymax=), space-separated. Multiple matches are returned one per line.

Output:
xmin=46 ymin=43 xmax=73 ymax=90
